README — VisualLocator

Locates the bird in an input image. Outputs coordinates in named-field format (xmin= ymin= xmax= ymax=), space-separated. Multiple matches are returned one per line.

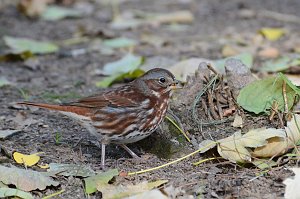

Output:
xmin=18 ymin=68 xmax=181 ymax=169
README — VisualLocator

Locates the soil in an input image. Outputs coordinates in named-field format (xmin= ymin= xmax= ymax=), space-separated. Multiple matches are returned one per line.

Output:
xmin=1 ymin=0 xmax=300 ymax=198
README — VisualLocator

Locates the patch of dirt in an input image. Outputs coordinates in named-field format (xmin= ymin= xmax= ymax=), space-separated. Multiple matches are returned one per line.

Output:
xmin=1 ymin=0 xmax=300 ymax=198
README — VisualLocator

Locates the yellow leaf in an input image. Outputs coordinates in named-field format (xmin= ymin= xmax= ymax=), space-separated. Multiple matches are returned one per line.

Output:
xmin=259 ymin=28 xmax=285 ymax=41
xmin=38 ymin=164 xmax=49 ymax=169
xmin=13 ymin=152 xmax=43 ymax=166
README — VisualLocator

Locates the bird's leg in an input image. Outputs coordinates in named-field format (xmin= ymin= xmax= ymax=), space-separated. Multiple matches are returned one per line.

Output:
xmin=120 ymin=144 xmax=140 ymax=159
xmin=101 ymin=143 xmax=106 ymax=170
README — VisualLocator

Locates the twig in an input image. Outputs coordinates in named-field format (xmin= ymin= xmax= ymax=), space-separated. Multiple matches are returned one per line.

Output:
xmin=42 ymin=189 xmax=65 ymax=199
xmin=165 ymin=115 xmax=191 ymax=143
xmin=283 ymin=81 xmax=288 ymax=115
xmin=193 ymin=157 xmax=220 ymax=166
xmin=207 ymin=90 xmax=219 ymax=120
xmin=128 ymin=141 xmax=217 ymax=175
xmin=215 ymin=92 xmax=223 ymax=119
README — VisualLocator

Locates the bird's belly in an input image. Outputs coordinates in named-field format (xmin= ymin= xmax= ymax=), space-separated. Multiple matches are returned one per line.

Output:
xmin=109 ymin=130 xmax=153 ymax=144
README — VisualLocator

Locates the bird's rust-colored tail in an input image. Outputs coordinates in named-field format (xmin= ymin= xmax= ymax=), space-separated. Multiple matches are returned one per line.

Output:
xmin=18 ymin=102 xmax=90 ymax=116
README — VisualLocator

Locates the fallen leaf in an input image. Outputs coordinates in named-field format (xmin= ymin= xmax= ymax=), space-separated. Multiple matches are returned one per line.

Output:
xmin=0 ymin=187 xmax=33 ymax=199
xmin=13 ymin=152 xmax=42 ymax=167
xmin=41 ymin=6 xmax=82 ymax=21
xmin=214 ymin=52 xmax=253 ymax=74
xmin=3 ymin=36 xmax=59 ymax=54
xmin=285 ymin=114 xmax=300 ymax=148
xmin=103 ymin=37 xmax=137 ymax=48
xmin=284 ymin=168 xmax=300 ymax=199
xmin=198 ymin=140 xmax=217 ymax=153
xmin=38 ymin=164 xmax=49 ymax=169
xmin=217 ymin=128 xmax=286 ymax=163
xmin=0 ymin=51 xmax=33 ymax=62
xmin=260 ymin=56 xmax=300 ymax=72
xmin=221 ymin=45 xmax=239 ymax=57
xmin=95 ymin=54 xmax=145 ymax=87
xmin=140 ymin=34 xmax=167 ymax=48
xmin=260 ymin=28 xmax=285 ymax=41
xmin=18 ymin=0 xmax=50 ymax=17
xmin=0 ymin=77 xmax=11 ymax=88
xmin=252 ymin=159 xmax=277 ymax=170
xmin=110 ymin=17 xmax=142 ymax=30
xmin=232 ymin=114 xmax=243 ymax=128
xmin=0 ymin=129 xmax=21 ymax=139
xmin=168 ymin=58 xmax=213 ymax=80
xmin=216 ymin=114 xmax=300 ymax=164
xmin=217 ymin=131 xmax=251 ymax=163
xmin=96 ymin=69 xmax=144 ymax=88
xmin=258 ymin=47 xmax=280 ymax=59
xmin=110 ymin=10 xmax=193 ymax=30
xmin=102 ymin=54 xmax=144 ymax=75
xmin=124 ymin=189 xmax=168 ymax=199
xmin=251 ymin=137 xmax=288 ymax=158
xmin=149 ymin=11 xmax=194 ymax=25
xmin=100 ymin=180 xmax=168 ymax=199
xmin=47 ymin=163 xmax=95 ymax=177
xmin=286 ymin=74 xmax=300 ymax=86
xmin=84 ymin=169 xmax=119 ymax=194
xmin=237 ymin=74 xmax=299 ymax=114
xmin=0 ymin=165 xmax=59 ymax=191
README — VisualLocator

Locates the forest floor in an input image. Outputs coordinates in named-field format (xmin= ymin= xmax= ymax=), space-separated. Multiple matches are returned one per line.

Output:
xmin=1 ymin=0 xmax=300 ymax=198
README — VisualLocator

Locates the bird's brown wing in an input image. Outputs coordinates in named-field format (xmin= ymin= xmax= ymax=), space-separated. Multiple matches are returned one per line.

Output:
xmin=66 ymin=86 xmax=140 ymax=108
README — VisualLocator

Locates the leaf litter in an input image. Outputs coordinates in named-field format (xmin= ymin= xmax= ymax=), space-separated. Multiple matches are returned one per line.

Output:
xmin=0 ymin=165 xmax=59 ymax=192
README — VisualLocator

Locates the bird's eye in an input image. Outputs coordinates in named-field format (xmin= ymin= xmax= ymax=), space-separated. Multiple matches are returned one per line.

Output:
xmin=159 ymin=77 xmax=166 ymax=83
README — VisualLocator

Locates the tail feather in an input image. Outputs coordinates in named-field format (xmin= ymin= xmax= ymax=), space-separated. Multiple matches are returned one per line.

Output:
xmin=18 ymin=102 xmax=91 ymax=116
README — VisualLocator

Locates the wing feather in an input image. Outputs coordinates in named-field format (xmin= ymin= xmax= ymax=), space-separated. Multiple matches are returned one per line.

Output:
xmin=65 ymin=85 xmax=140 ymax=108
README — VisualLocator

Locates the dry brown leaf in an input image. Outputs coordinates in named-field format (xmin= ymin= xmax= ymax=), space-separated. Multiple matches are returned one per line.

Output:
xmin=258 ymin=47 xmax=280 ymax=59
xmin=251 ymin=137 xmax=287 ymax=158
xmin=222 ymin=45 xmax=239 ymax=57
xmin=18 ymin=0 xmax=52 ymax=17
xmin=232 ymin=114 xmax=243 ymax=128
xmin=218 ymin=128 xmax=287 ymax=163
xmin=217 ymin=131 xmax=251 ymax=163
xmin=218 ymin=114 xmax=300 ymax=163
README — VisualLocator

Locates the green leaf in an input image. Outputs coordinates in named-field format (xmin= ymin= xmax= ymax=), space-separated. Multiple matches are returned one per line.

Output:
xmin=214 ymin=52 xmax=253 ymax=74
xmin=102 ymin=54 xmax=144 ymax=75
xmin=252 ymin=159 xmax=277 ymax=170
xmin=95 ymin=74 xmax=119 ymax=88
xmin=260 ymin=56 xmax=300 ymax=72
xmin=84 ymin=169 xmax=119 ymax=194
xmin=47 ymin=163 xmax=95 ymax=177
xmin=0 ymin=130 xmax=21 ymax=139
xmin=96 ymin=69 xmax=144 ymax=88
xmin=0 ymin=188 xmax=33 ymax=199
xmin=103 ymin=37 xmax=137 ymax=48
xmin=237 ymin=75 xmax=298 ymax=114
xmin=41 ymin=6 xmax=82 ymax=21
xmin=0 ymin=165 xmax=59 ymax=192
xmin=0 ymin=77 xmax=11 ymax=88
xmin=0 ymin=51 xmax=33 ymax=62
xmin=3 ymin=36 xmax=59 ymax=54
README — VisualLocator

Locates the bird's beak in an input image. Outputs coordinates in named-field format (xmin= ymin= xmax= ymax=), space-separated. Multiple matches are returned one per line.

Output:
xmin=170 ymin=80 xmax=183 ymax=90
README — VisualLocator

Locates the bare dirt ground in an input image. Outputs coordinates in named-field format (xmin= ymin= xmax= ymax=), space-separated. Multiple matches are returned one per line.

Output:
xmin=1 ymin=0 xmax=300 ymax=198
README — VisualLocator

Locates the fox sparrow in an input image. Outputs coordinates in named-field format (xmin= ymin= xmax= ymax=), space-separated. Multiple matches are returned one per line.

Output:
xmin=18 ymin=68 xmax=181 ymax=169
